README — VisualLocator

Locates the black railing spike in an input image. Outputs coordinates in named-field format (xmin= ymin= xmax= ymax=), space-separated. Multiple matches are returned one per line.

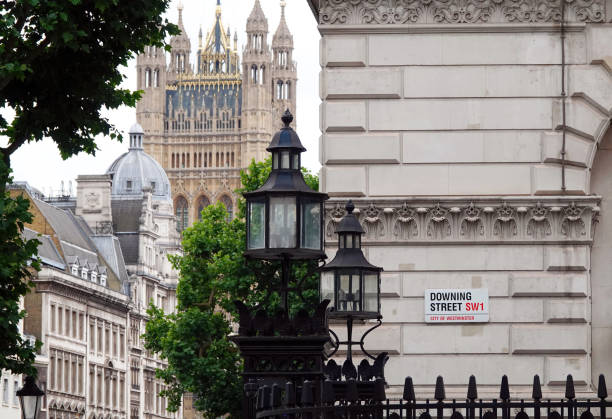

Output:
xmin=435 ymin=376 xmax=446 ymax=401
xmin=599 ymin=374 xmax=608 ymax=399
xmin=532 ymin=375 xmax=542 ymax=401
xmin=500 ymin=375 xmax=510 ymax=401
xmin=301 ymin=380 xmax=314 ymax=406
xmin=468 ymin=375 xmax=478 ymax=400
xmin=256 ymin=387 xmax=264 ymax=410
xmin=404 ymin=376 xmax=416 ymax=402
xmin=262 ymin=385 xmax=272 ymax=409
xmin=284 ymin=381 xmax=296 ymax=406
xmin=374 ymin=377 xmax=387 ymax=402
xmin=271 ymin=384 xmax=282 ymax=408
xmin=346 ymin=378 xmax=359 ymax=402
xmin=565 ymin=375 xmax=576 ymax=400
xmin=322 ymin=379 xmax=335 ymax=405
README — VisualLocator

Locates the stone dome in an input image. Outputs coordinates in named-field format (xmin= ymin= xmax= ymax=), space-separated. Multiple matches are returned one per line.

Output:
xmin=106 ymin=125 xmax=171 ymax=201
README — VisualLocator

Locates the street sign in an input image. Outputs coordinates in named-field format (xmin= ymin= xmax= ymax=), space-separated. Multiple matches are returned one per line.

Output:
xmin=425 ymin=289 xmax=489 ymax=323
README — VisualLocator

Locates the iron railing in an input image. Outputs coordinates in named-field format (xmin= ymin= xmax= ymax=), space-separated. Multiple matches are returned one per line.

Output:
xmin=254 ymin=374 xmax=612 ymax=419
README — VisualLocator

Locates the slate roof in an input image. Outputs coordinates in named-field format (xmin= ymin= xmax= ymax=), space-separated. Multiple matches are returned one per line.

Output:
xmin=23 ymin=228 xmax=65 ymax=270
xmin=111 ymin=199 xmax=142 ymax=233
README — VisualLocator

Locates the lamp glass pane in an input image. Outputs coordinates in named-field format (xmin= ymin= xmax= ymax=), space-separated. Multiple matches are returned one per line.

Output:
xmin=346 ymin=234 xmax=354 ymax=248
xmin=281 ymin=151 xmax=290 ymax=169
xmin=247 ymin=201 xmax=265 ymax=249
xmin=320 ymin=271 xmax=335 ymax=308
xmin=364 ymin=273 xmax=379 ymax=313
xmin=269 ymin=197 xmax=296 ymax=248
xmin=352 ymin=274 xmax=361 ymax=311
xmin=292 ymin=153 xmax=299 ymax=169
xmin=338 ymin=274 xmax=350 ymax=311
xmin=21 ymin=395 xmax=38 ymax=419
xmin=301 ymin=202 xmax=321 ymax=250
xmin=272 ymin=152 xmax=279 ymax=169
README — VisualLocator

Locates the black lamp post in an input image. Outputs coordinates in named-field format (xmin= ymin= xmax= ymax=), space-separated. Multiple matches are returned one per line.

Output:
xmin=16 ymin=376 xmax=44 ymax=419
xmin=320 ymin=200 xmax=383 ymax=363
xmin=244 ymin=109 xmax=328 ymax=309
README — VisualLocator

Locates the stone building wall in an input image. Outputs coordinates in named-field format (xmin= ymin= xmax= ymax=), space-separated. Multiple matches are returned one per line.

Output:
xmin=309 ymin=0 xmax=612 ymax=398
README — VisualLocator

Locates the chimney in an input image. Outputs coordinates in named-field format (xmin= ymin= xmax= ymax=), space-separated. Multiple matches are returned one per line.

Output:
xmin=75 ymin=175 xmax=113 ymax=234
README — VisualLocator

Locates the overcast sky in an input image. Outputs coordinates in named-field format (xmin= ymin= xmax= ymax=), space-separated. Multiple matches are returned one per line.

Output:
xmin=8 ymin=0 xmax=321 ymax=197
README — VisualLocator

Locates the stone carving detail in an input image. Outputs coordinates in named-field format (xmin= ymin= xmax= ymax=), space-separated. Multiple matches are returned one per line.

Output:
xmin=393 ymin=202 xmax=418 ymax=240
xmin=561 ymin=201 xmax=586 ymax=238
xmin=362 ymin=204 xmax=385 ymax=240
xmin=460 ymin=203 xmax=485 ymax=239
xmin=325 ymin=199 xmax=599 ymax=243
xmin=318 ymin=0 xmax=605 ymax=24
xmin=427 ymin=203 xmax=452 ymax=240
xmin=527 ymin=202 xmax=552 ymax=239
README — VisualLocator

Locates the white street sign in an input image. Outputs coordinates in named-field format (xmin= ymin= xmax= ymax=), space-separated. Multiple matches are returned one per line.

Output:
xmin=425 ymin=289 xmax=489 ymax=323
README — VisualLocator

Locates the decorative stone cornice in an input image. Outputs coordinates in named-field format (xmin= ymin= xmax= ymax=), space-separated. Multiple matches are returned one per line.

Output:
xmin=325 ymin=197 xmax=600 ymax=244
xmin=317 ymin=0 xmax=606 ymax=25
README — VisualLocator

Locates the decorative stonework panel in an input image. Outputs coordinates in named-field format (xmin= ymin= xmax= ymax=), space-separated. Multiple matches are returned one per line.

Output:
xmin=318 ymin=0 xmax=605 ymax=24
xmin=325 ymin=198 xmax=600 ymax=244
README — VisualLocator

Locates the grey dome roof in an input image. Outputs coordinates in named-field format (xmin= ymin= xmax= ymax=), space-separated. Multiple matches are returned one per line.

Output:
xmin=107 ymin=148 xmax=171 ymax=201
xmin=129 ymin=122 xmax=144 ymax=134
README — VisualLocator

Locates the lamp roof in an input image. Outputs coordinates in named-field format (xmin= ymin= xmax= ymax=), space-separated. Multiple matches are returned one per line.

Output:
xmin=266 ymin=110 xmax=306 ymax=152
xmin=335 ymin=201 xmax=364 ymax=234
xmin=16 ymin=376 xmax=45 ymax=397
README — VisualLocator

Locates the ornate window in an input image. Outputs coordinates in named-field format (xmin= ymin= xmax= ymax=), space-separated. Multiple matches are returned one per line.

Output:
xmin=175 ymin=196 xmax=189 ymax=232
xmin=219 ymin=195 xmax=233 ymax=220
xmin=197 ymin=196 xmax=211 ymax=221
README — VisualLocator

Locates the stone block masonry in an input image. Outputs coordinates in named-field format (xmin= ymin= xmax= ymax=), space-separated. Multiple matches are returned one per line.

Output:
xmin=313 ymin=0 xmax=612 ymax=395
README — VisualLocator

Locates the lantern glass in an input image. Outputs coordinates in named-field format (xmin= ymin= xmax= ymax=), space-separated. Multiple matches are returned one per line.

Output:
xmin=20 ymin=394 xmax=40 ymax=419
xmin=364 ymin=273 xmax=379 ymax=312
xmin=280 ymin=151 xmax=290 ymax=169
xmin=247 ymin=201 xmax=266 ymax=249
xmin=301 ymin=201 xmax=321 ymax=250
xmin=321 ymin=271 xmax=335 ymax=307
xmin=338 ymin=273 xmax=361 ymax=312
xmin=292 ymin=153 xmax=300 ymax=169
xmin=269 ymin=196 xmax=296 ymax=248
xmin=272 ymin=152 xmax=279 ymax=169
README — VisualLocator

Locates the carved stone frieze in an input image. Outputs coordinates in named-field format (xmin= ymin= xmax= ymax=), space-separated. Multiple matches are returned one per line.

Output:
xmin=324 ymin=199 xmax=600 ymax=243
xmin=318 ymin=0 xmax=605 ymax=24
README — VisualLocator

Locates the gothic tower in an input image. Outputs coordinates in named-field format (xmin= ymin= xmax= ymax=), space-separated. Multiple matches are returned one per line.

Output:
xmin=271 ymin=0 xmax=297 ymax=129
xmin=241 ymin=0 xmax=273 ymax=165
xmin=136 ymin=44 xmax=166 ymax=137
xmin=168 ymin=1 xmax=191 ymax=83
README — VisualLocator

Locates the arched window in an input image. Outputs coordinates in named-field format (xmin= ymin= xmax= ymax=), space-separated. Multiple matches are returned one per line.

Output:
xmin=216 ymin=152 xmax=219 ymax=167
xmin=260 ymin=65 xmax=265 ymax=85
xmin=196 ymin=196 xmax=211 ymax=221
xmin=187 ymin=153 xmax=190 ymax=167
xmin=153 ymin=69 xmax=159 ymax=88
xmin=204 ymin=153 xmax=207 ymax=168
xmin=251 ymin=65 xmax=258 ymax=84
xmin=276 ymin=81 xmax=283 ymax=99
xmin=286 ymin=81 xmax=291 ymax=99
xmin=226 ymin=153 xmax=230 ymax=167
xmin=231 ymin=152 xmax=235 ymax=167
xmin=145 ymin=69 xmax=151 ymax=88
xmin=219 ymin=195 xmax=233 ymax=220
xmin=181 ymin=153 xmax=185 ymax=168
xmin=175 ymin=196 xmax=189 ymax=232
xmin=220 ymin=152 xmax=225 ymax=167
xmin=171 ymin=153 xmax=175 ymax=168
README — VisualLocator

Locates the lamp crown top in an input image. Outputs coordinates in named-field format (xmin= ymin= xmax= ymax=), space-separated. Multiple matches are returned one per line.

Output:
xmin=346 ymin=200 xmax=355 ymax=214
xmin=282 ymin=109 xmax=293 ymax=127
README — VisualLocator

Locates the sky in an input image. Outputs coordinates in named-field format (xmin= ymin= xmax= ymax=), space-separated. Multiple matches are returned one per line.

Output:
xmin=8 ymin=0 xmax=321 ymax=197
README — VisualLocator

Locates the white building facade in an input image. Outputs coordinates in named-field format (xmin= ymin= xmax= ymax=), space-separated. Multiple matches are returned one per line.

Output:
xmin=308 ymin=0 xmax=612 ymax=398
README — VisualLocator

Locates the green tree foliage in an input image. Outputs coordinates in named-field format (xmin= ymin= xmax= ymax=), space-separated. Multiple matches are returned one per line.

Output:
xmin=143 ymin=158 xmax=320 ymax=418
xmin=0 ymin=0 xmax=178 ymax=167
xmin=0 ymin=0 xmax=177 ymax=375
xmin=0 ymin=162 xmax=41 ymax=376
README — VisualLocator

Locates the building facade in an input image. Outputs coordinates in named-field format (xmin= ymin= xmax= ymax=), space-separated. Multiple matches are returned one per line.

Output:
xmin=13 ymin=125 xmax=182 ymax=418
xmin=309 ymin=0 xmax=612 ymax=398
xmin=136 ymin=0 xmax=297 ymax=231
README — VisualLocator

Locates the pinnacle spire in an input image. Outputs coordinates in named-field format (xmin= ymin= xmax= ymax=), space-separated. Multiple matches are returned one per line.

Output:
xmin=273 ymin=0 xmax=293 ymax=47
xmin=247 ymin=0 xmax=268 ymax=33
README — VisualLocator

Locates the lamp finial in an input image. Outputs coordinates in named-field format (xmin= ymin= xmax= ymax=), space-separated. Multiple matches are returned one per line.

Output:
xmin=346 ymin=200 xmax=355 ymax=214
xmin=282 ymin=109 xmax=293 ymax=127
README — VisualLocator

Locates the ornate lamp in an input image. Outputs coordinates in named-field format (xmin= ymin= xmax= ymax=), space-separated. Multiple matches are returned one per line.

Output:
xmin=320 ymin=201 xmax=382 ymax=320
xmin=320 ymin=201 xmax=384 ymax=369
xmin=244 ymin=109 xmax=328 ymax=308
xmin=16 ymin=376 xmax=45 ymax=419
